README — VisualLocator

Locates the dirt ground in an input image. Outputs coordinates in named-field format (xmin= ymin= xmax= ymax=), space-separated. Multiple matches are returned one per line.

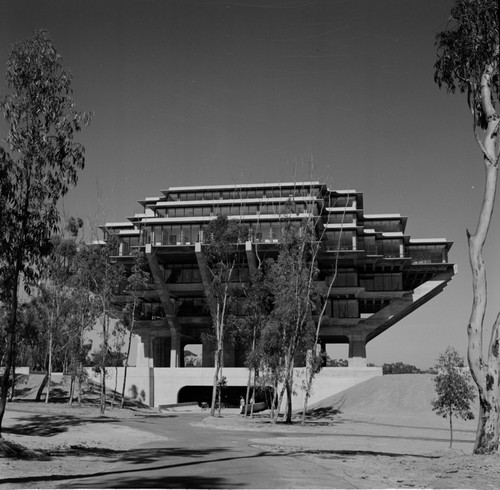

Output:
xmin=1 ymin=374 xmax=499 ymax=489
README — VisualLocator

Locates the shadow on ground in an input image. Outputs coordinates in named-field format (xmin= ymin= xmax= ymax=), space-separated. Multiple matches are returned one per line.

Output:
xmin=4 ymin=414 xmax=117 ymax=437
xmin=2 ymin=446 xmax=272 ymax=488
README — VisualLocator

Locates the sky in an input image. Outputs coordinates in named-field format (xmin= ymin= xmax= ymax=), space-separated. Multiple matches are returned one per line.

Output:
xmin=2 ymin=0 xmax=499 ymax=369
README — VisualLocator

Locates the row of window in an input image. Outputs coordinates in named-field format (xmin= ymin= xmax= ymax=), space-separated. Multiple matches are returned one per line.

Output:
xmin=163 ymin=264 xmax=250 ymax=284
xmin=115 ymin=230 xmax=447 ymax=264
xmin=167 ymin=186 xmax=321 ymax=202
xmin=327 ymin=196 xmax=357 ymax=208
xmin=325 ymin=213 xmax=356 ymax=224
xmin=143 ymin=221 xmax=302 ymax=246
xmin=359 ymin=273 xmax=403 ymax=291
xmin=363 ymin=219 xmax=403 ymax=233
xmin=142 ymin=297 xmax=389 ymax=320
xmin=323 ymin=272 xmax=403 ymax=291
xmin=156 ymin=202 xmax=313 ymax=218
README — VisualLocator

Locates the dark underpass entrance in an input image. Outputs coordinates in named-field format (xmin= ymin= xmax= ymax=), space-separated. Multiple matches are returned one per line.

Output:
xmin=177 ymin=385 xmax=247 ymax=408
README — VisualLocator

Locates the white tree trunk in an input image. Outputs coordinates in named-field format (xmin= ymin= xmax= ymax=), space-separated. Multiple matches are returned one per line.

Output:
xmin=467 ymin=62 xmax=500 ymax=454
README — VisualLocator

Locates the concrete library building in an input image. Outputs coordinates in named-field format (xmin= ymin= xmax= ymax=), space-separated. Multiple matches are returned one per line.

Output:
xmin=99 ymin=182 xmax=455 ymax=408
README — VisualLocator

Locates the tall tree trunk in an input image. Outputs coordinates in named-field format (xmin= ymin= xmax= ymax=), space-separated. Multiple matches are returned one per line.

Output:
xmin=210 ymin=349 xmax=221 ymax=416
xmin=467 ymin=61 xmax=500 ymax=455
xmin=302 ymin=349 xmax=314 ymax=425
xmin=77 ymin=361 xmax=83 ymax=406
xmin=285 ymin=379 xmax=293 ymax=423
xmin=100 ymin=367 xmax=106 ymax=414
xmin=68 ymin=375 xmax=75 ymax=406
xmin=100 ymin=312 xmax=108 ymax=415
xmin=121 ymin=298 xmax=137 ymax=408
xmin=0 ymin=275 xmax=20 ymax=438
xmin=244 ymin=367 xmax=252 ymax=418
xmin=45 ymin=329 xmax=53 ymax=404
xmin=112 ymin=366 xmax=118 ymax=408
xmin=7 ymin=347 xmax=16 ymax=403
xmin=274 ymin=380 xmax=287 ymax=423
xmin=35 ymin=372 xmax=49 ymax=402
xmin=121 ymin=346 xmax=130 ymax=409
xmin=449 ymin=407 xmax=453 ymax=449
xmin=210 ymin=300 xmax=225 ymax=417
xmin=77 ymin=316 xmax=85 ymax=406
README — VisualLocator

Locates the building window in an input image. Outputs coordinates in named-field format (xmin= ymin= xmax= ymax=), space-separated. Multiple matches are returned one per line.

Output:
xmin=326 ymin=231 xmax=354 ymax=250
xmin=326 ymin=213 xmax=355 ymax=224
xmin=327 ymin=299 xmax=359 ymax=318
xmin=177 ymin=298 xmax=210 ymax=316
xmin=165 ymin=264 xmax=202 ymax=283
xmin=379 ymin=239 xmax=402 ymax=258
xmin=326 ymin=269 xmax=358 ymax=287
xmin=360 ymin=273 xmax=402 ymax=291
xmin=328 ymin=195 xmax=356 ymax=208
xmin=407 ymin=244 xmax=447 ymax=263
xmin=364 ymin=220 xmax=402 ymax=233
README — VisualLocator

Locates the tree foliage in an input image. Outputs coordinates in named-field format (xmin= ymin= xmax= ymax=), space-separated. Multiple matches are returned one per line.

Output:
xmin=383 ymin=362 xmax=421 ymax=375
xmin=431 ymin=347 xmax=476 ymax=448
xmin=0 ymin=30 xmax=90 ymax=437
xmin=435 ymin=0 xmax=499 ymax=131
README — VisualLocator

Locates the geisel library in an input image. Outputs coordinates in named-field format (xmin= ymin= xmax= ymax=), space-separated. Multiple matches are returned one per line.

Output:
xmin=100 ymin=182 xmax=455 ymax=408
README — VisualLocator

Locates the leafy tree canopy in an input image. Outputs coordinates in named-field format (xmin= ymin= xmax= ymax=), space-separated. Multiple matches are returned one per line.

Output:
xmin=382 ymin=362 xmax=421 ymax=375
xmin=434 ymin=0 xmax=499 ymax=128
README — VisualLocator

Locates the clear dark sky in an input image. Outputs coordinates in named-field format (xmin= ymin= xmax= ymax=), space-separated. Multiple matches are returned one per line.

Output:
xmin=2 ymin=0 xmax=498 ymax=368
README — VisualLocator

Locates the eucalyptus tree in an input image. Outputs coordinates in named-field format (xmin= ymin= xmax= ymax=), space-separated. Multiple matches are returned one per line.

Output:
xmin=120 ymin=250 xmax=150 ymax=408
xmin=203 ymin=215 xmax=249 ymax=416
xmin=75 ymin=237 xmax=123 ymax=414
xmin=0 ymin=30 xmax=91 ymax=438
xmin=434 ymin=0 xmax=499 ymax=453
xmin=233 ymin=266 xmax=273 ymax=417
xmin=265 ymin=220 xmax=319 ymax=423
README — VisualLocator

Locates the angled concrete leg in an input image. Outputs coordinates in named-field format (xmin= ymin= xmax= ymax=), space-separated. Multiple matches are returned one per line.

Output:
xmin=348 ymin=338 xmax=367 ymax=367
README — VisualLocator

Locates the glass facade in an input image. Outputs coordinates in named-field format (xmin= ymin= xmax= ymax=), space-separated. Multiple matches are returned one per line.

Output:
xmin=325 ymin=231 xmax=355 ymax=251
xmin=158 ymin=201 xmax=311 ymax=218
xmin=167 ymin=185 xmax=320 ymax=202
xmin=359 ymin=273 xmax=403 ymax=291
xmin=327 ymin=299 xmax=359 ymax=318
xmin=364 ymin=219 xmax=403 ymax=233
xmin=328 ymin=195 xmax=356 ymax=208
xmin=407 ymin=244 xmax=447 ymax=263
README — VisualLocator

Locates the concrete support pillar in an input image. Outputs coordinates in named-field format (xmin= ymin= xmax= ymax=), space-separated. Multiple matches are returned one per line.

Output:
xmin=169 ymin=323 xmax=181 ymax=368
xmin=245 ymin=241 xmax=257 ymax=276
xmin=348 ymin=338 xmax=366 ymax=358
xmin=223 ymin=340 xmax=235 ymax=367
xmin=148 ymin=367 xmax=155 ymax=407
xmin=148 ymin=336 xmax=154 ymax=367
xmin=134 ymin=335 xmax=148 ymax=367
xmin=202 ymin=339 xmax=215 ymax=367
xmin=320 ymin=339 xmax=327 ymax=367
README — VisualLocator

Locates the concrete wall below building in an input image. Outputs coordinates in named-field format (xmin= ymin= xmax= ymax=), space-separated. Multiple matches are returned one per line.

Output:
xmin=87 ymin=365 xmax=382 ymax=409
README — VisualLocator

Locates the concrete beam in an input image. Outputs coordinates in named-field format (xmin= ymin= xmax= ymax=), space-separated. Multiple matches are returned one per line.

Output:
xmin=194 ymin=242 xmax=217 ymax=317
xmin=245 ymin=241 xmax=258 ymax=276
xmin=145 ymin=244 xmax=183 ymax=367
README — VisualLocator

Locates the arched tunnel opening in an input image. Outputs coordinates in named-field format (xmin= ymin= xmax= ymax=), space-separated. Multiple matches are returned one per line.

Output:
xmin=177 ymin=385 xmax=273 ymax=408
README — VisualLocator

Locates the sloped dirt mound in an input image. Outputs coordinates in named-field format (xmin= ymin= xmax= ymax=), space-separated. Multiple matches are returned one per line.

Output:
xmin=307 ymin=373 xmax=477 ymax=426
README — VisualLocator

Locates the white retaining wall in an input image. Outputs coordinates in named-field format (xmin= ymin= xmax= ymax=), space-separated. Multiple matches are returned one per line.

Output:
xmin=87 ymin=365 xmax=382 ymax=408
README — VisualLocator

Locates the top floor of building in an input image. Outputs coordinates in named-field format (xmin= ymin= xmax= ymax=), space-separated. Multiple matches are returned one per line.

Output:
xmin=101 ymin=181 xmax=452 ymax=265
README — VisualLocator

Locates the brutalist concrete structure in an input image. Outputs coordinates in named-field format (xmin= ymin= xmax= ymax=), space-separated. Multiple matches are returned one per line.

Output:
xmin=101 ymin=182 xmax=455 ymax=405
